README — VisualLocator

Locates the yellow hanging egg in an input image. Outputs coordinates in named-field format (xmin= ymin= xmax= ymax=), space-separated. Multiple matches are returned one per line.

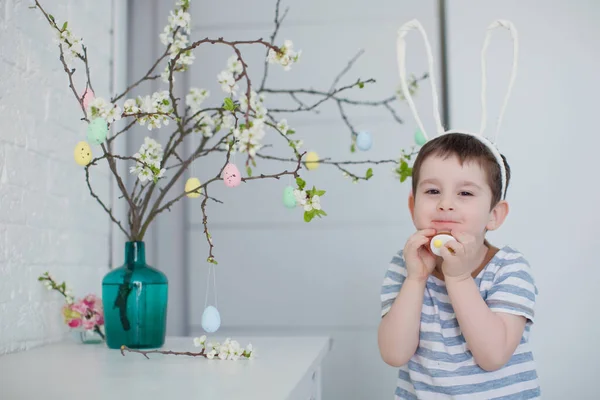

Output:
xmin=185 ymin=177 xmax=202 ymax=198
xmin=73 ymin=141 xmax=92 ymax=166
xmin=305 ymin=151 xmax=319 ymax=171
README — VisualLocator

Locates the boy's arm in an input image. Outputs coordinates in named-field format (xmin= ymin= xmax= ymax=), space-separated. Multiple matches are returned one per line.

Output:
xmin=378 ymin=277 xmax=426 ymax=367
xmin=445 ymin=276 xmax=527 ymax=371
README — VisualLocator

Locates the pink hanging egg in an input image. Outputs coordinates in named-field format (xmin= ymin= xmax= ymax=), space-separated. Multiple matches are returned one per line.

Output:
xmin=222 ymin=163 xmax=242 ymax=187
xmin=82 ymin=88 xmax=95 ymax=110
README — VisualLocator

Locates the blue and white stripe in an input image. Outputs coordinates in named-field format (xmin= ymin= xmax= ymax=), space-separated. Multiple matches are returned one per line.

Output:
xmin=381 ymin=246 xmax=541 ymax=399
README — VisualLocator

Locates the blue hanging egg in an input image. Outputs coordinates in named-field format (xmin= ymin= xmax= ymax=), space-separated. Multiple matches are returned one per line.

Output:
xmin=201 ymin=305 xmax=221 ymax=333
xmin=356 ymin=131 xmax=372 ymax=151
xmin=282 ymin=185 xmax=296 ymax=209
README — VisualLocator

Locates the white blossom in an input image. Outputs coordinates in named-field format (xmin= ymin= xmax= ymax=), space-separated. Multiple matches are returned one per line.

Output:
xmin=193 ymin=335 xmax=207 ymax=348
xmin=239 ymin=91 xmax=267 ymax=119
xmin=233 ymin=118 xmax=266 ymax=157
xmin=227 ymin=55 xmax=243 ymax=75
xmin=159 ymin=2 xmax=194 ymax=81
xmin=185 ymin=88 xmax=210 ymax=113
xmin=206 ymin=349 xmax=217 ymax=360
xmin=129 ymin=137 xmax=166 ymax=183
xmin=129 ymin=91 xmax=172 ymax=130
xmin=54 ymin=26 xmax=84 ymax=65
xmin=267 ymin=39 xmax=302 ymax=71
xmin=217 ymin=70 xmax=239 ymax=95
xmin=88 ymin=97 xmax=122 ymax=124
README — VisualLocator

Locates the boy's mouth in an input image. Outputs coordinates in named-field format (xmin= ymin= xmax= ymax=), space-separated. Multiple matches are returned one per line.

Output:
xmin=431 ymin=220 xmax=460 ymax=229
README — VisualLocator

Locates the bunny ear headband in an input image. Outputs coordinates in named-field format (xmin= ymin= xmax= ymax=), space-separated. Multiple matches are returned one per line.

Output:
xmin=396 ymin=19 xmax=519 ymax=200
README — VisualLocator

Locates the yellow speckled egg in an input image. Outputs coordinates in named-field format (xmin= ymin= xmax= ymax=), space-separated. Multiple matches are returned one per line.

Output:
xmin=185 ymin=177 xmax=202 ymax=198
xmin=305 ymin=151 xmax=319 ymax=171
xmin=74 ymin=141 xmax=92 ymax=166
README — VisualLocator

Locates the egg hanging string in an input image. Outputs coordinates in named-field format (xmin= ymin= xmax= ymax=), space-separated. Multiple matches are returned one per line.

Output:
xmin=204 ymin=263 xmax=218 ymax=310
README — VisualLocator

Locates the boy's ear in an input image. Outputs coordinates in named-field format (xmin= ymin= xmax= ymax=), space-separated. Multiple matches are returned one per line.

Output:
xmin=487 ymin=200 xmax=509 ymax=231
xmin=408 ymin=190 xmax=416 ymax=221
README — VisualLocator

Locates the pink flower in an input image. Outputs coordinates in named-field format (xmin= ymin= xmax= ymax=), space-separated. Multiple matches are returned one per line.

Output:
xmin=62 ymin=294 xmax=105 ymax=331
xmin=68 ymin=318 xmax=82 ymax=328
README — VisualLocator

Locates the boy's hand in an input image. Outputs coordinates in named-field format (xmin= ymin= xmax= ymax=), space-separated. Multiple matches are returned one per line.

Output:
xmin=439 ymin=230 xmax=480 ymax=281
xmin=403 ymin=228 xmax=437 ymax=282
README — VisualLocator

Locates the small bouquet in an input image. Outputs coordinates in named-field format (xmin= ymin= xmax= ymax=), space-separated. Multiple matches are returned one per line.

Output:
xmin=38 ymin=272 xmax=105 ymax=340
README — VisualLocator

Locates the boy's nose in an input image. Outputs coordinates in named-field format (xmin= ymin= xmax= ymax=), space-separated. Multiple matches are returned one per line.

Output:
xmin=437 ymin=199 xmax=454 ymax=211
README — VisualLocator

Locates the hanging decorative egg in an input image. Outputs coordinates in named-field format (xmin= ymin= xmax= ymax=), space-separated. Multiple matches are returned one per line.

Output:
xmin=82 ymin=88 xmax=95 ymax=110
xmin=185 ymin=177 xmax=202 ymax=198
xmin=356 ymin=131 xmax=372 ymax=151
xmin=87 ymin=118 xmax=108 ymax=145
xmin=73 ymin=141 xmax=92 ymax=166
xmin=282 ymin=185 xmax=297 ymax=209
xmin=201 ymin=305 xmax=221 ymax=333
xmin=305 ymin=151 xmax=319 ymax=171
xmin=414 ymin=128 xmax=427 ymax=146
xmin=222 ymin=163 xmax=242 ymax=188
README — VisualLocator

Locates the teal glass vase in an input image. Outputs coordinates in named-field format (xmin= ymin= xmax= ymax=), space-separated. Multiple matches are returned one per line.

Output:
xmin=102 ymin=241 xmax=168 ymax=349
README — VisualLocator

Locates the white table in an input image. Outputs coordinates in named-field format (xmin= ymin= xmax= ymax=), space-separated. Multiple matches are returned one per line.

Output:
xmin=0 ymin=335 xmax=331 ymax=400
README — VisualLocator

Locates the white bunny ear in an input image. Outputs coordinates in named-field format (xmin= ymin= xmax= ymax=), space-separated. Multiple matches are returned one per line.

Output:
xmin=397 ymin=19 xmax=445 ymax=141
xmin=480 ymin=19 xmax=519 ymax=143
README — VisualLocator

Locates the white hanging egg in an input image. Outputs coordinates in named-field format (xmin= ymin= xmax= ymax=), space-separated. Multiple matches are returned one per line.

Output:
xmin=201 ymin=305 xmax=221 ymax=333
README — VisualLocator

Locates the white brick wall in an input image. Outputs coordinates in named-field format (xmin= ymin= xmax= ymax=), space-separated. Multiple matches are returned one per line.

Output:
xmin=0 ymin=0 xmax=114 ymax=354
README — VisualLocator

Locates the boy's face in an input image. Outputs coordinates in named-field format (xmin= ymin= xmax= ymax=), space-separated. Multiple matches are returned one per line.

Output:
xmin=409 ymin=154 xmax=508 ymax=243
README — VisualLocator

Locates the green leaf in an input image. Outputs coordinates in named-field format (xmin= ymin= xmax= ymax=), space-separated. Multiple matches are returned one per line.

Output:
xmin=49 ymin=14 xmax=55 ymax=22
xmin=400 ymin=174 xmax=408 ymax=183
xmin=62 ymin=21 xmax=68 ymax=31
xmin=316 ymin=190 xmax=326 ymax=196
xmin=400 ymin=159 xmax=408 ymax=171
xmin=207 ymin=257 xmax=218 ymax=265
xmin=358 ymin=82 xmax=365 ymax=89
xmin=366 ymin=168 xmax=373 ymax=180
xmin=350 ymin=143 xmax=356 ymax=153
xmin=296 ymin=177 xmax=306 ymax=190
xmin=317 ymin=209 xmax=328 ymax=216
xmin=246 ymin=166 xmax=252 ymax=176
xmin=304 ymin=210 xmax=316 ymax=222
xmin=223 ymin=97 xmax=235 ymax=111
xmin=287 ymin=129 xmax=295 ymax=135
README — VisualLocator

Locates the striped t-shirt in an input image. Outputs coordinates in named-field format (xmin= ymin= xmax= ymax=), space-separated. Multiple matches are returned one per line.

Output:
xmin=381 ymin=245 xmax=540 ymax=399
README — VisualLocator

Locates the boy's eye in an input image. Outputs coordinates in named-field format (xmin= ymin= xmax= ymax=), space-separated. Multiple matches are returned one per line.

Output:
xmin=425 ymin=189 xmax=439 ymax=195
xmin=459 ymin=191 xmax=473 ymax=196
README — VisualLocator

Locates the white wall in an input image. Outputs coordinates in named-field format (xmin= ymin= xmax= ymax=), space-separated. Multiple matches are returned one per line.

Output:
xmin=182 ymin=1 xmax=442 ymax=399
xmin=446 ymin=1 xmax=600 ymax=398
xmin=0 ymin=0 xmax=116 ymax=354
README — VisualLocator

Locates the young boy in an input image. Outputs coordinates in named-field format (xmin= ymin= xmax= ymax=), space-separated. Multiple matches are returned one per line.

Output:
xmin=378 ymin=133 xmax=540 ymax=399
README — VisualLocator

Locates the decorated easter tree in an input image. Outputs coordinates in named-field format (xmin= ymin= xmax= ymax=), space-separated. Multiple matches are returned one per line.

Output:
xmin=31 ymin=0 xmax=426 ymax=351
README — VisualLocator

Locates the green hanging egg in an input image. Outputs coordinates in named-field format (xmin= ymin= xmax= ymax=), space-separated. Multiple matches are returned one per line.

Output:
xmin=87 ymin=118 xmax=108 ymax=145
xmin=414 ymin=128 xmax=427 ymax=146
xmin=283 ymin=186 xmax=296 ymax=209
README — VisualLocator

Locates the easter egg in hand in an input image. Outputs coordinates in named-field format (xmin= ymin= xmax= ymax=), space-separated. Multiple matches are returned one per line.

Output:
xmin=305 ymin=151 xmax=319 ymax=171
xmin=185 ymin=177 xmax=202 ymax=198
xmin=356 ymin=131 xmax=372 ymax=151
xmin=201 ymin=305 xmax=221 ymax=333
xmin=430 ymin=233 xmax=454 ymax=256
xmin=87 ymin=118 xmax=108 ymax=145
xmin=73 ymin=141 xmax=93 ymax=166
xmin=283 ymin=185 xmax=297 ymax=209
xmin=222 ymin=163 xmax=242 ymax=188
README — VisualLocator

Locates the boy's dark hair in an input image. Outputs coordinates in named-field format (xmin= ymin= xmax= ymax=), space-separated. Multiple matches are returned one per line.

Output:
xmin=411 ymin=133 xmax=511 ymax=208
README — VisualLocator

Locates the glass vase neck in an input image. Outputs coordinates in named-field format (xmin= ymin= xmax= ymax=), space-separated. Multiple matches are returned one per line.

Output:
xmin=124 ymin=241 xmax=146 ymax=266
